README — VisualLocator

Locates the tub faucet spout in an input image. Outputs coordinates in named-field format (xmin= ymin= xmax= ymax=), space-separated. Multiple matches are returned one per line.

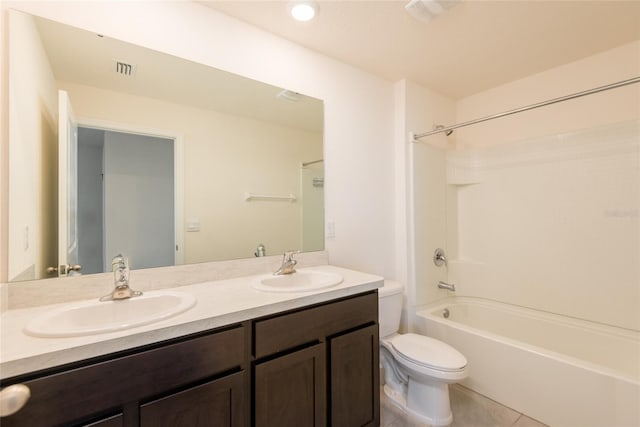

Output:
xmin=438 ymin=281 xmax=456 ymax=292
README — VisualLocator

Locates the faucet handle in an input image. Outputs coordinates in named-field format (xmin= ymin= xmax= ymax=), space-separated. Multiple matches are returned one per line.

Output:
xmin=433 ymin=248 xmax=447 ymax=267
xmin=283 ymin=250 xmax=300 ymax=262
xmin=111 ymin=254 xmax=128 ymax=269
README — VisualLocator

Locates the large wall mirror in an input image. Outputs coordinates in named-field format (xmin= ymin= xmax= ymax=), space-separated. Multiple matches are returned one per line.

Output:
xmin=8 ymin=10 xmax=324 ymax=282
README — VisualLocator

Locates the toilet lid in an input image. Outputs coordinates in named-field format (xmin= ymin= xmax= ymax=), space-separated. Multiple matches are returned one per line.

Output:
xmin=391 ymin=333 xmax=467 ymax=372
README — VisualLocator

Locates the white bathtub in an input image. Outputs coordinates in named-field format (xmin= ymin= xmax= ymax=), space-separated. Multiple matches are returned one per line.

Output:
xmin=414 ymin=297 xmax=640 ymax=427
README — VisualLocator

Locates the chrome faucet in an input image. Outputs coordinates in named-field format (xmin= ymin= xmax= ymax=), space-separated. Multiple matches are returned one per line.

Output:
xmin=100 ymin=254 xmax=143 ymax=301
xmin=438 ymin=281 xmax=456 ymax=292
xmin=255 ymin=243 xmax=266 ymax=257
xmin=274 ymin=250 xmax=299 ymax=275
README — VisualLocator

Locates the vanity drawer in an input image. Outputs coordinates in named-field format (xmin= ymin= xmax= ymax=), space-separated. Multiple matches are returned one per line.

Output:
xmin=3 ymin=325 xmax=245 ymax=427
xmin=254 ymin=291 xmax=377 ymax=359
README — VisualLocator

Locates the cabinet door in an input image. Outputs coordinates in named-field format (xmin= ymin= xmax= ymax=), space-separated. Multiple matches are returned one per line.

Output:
xmin=254 ymin=343 xmax=326 ymax=427
xmin=330 ymin=324 xmax=380 ymax=427
xmin=1 ymin=327 xmax=245 ymax=427
xmin=140 ymin=372 xmax=244 ymax=427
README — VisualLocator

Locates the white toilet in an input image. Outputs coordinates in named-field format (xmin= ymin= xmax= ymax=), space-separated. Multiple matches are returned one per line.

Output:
xmin=378 ymin=280 xmax=468 ymax=426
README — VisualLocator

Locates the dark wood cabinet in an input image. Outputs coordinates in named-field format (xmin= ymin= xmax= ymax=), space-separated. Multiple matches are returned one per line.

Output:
xmin=252 ymin=291 xmax=379 ymax=427
xmin=1 ymin=325 xmax=247 ymax=427
xmin=2 ymin=291 xmax=379 ymax=427
xmin=329 ymin=324 xmax=380 ymax=427
xmin=254 ymin=343 xmax=326 ymax=427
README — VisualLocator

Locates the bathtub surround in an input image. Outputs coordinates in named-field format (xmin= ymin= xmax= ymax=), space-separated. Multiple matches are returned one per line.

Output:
xmin=407 ymin=125 xmax=640 ymax=425
xmin=404 ymin=41 xmax=639 ymax=311
xmin=443 ymin=42 xmax=640 ymax=333
xmin=448 ymin=120 xmax=639 ymax=331
xmin=401 ymin=41 xmax=638 ymax=427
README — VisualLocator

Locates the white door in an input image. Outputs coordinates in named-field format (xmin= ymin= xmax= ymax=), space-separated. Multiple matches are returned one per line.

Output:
xmin=102 ymin=131 xmax=175 ymax=270
xmin=57 ymin=90 xmax=80 ymax=276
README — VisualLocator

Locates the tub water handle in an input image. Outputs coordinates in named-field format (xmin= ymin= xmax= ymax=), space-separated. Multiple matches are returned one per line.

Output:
xmin=433 ymin=248 xmax=447 ymax=267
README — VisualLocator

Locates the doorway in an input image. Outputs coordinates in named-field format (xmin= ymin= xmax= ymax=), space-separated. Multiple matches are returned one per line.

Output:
xmin=77 ymin=127 xmax=176 ymax=273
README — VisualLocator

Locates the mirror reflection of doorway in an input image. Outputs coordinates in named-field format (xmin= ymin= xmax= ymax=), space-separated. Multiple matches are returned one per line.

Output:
xmin=77 ymin=127 xmax=175 ymax=273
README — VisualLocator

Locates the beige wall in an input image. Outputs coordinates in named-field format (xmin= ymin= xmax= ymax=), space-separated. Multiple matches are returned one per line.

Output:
xmin=61 ymin=82 xmax=322 ymax=263
xmin=7 ymin=12 xmax=57 ymax=281
xmin=454 ymin=41 xmax=640 ymax=149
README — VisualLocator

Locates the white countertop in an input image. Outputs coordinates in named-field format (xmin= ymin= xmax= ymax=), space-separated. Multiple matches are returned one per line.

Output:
xmin=0 ymin=265 xmax=382 ymax=379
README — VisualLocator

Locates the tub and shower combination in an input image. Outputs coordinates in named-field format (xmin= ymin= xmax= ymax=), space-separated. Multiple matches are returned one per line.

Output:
xmin=414 ymin=297 xmax=639 ymax=427
xmin=408 ymin=76 xmax=640 ymax=426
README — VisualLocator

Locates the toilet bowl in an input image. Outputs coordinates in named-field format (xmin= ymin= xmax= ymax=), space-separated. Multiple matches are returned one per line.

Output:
xmin=378 ymin=280 xmax=468 ymax=426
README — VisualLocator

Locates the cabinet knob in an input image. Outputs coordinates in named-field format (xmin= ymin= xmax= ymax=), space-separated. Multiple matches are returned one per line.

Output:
xmin=0 ymin=384 xmax=31 ymax=417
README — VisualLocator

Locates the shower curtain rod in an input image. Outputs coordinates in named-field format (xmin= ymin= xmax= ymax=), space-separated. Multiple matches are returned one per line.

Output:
xmin=301 ymin=159 xmax=324 ymax=167
xmin=412 ymin=75 xmax=640 ymax=141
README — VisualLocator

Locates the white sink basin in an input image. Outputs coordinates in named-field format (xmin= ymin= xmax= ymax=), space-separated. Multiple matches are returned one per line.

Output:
xmin=252 ymin=270 xmax=343 ymax=293
xmin=24 ymin=291 xmax=196 ymax=338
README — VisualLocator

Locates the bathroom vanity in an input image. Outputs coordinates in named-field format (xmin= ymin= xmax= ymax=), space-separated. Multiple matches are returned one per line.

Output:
xmin=0 ymin=266 xmax=381 ymax=427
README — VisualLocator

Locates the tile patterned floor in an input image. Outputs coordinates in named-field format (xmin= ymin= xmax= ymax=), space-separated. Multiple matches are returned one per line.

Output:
xmin=380 ymin=384 xmax=548 ymax=427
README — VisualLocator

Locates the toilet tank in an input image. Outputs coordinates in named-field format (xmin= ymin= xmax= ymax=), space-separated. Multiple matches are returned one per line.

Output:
xmin=378 ymin=280 xmax=404 ymax=338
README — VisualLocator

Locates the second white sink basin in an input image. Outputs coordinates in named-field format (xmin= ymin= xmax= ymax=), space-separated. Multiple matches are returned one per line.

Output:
xmin=252 ymin=269 xmax=343 ymax=293
xmin=24 ymin=291 xmax=196 ymax=338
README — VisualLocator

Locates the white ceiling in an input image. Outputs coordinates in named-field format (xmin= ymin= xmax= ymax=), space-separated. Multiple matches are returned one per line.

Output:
xmin=200 ymin=0 xmax=640 ymax=99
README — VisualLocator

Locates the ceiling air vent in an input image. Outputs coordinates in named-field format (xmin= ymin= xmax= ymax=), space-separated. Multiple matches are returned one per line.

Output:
xmin=113 ymin=59 xmax=136 ymax=77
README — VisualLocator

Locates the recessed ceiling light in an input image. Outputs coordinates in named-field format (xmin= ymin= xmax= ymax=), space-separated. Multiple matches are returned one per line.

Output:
xmin=289 ymin=1 xmax=318 ymax=22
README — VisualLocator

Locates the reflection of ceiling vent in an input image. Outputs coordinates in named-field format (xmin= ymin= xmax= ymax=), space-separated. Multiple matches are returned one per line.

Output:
xmin=276 ymin=89 xmax=303 ymax=102
xmin=113 ymin=60 xmax=136 ymax=77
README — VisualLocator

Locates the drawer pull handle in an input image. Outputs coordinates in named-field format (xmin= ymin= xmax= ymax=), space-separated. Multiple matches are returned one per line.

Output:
xmin=0 ymin=384 xmax=31 ymax=417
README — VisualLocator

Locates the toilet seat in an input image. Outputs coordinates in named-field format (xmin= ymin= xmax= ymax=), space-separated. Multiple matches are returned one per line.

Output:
xmin=391 ymin=333 xmax=467 ymax=373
